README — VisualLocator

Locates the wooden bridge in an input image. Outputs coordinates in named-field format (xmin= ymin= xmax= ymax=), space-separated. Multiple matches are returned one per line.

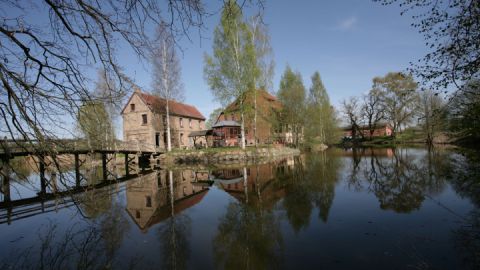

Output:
xmin=0 ymin=139 xmax=165 ymax=224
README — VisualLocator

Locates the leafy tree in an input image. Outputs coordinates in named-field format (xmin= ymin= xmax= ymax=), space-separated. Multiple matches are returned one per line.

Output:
xmin=77 ymin=100 xmax=114 ymax=149
xmin=305 ymin=71 xmax=338 ymax=145
xmin=206 ymin=107 xmax=224 ymax=129
xmin=277 ymin=65 xmax=306 ymax=147
xmin=204 ymin=0 xmax=257 ymax=149
xmin=373 ymin=72 xmax=419 ymax=136
xmin=152 ymin=23 xmax=185 ymax=152
xmin=375 ymin=0 xmax=480 ymax=92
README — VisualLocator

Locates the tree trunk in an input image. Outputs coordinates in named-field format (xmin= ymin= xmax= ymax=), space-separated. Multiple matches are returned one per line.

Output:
xmin=240 ymin=111 xmax=246 ymax=150
xmin=166 ymin=100 xmax=172 ymax=152
xmin=254 ymin=89 xmax=258 ymax=148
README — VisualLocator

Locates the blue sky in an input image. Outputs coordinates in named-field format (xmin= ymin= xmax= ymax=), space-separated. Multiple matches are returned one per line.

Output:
xmin=120 ymin=0 xmax=428 ymax=119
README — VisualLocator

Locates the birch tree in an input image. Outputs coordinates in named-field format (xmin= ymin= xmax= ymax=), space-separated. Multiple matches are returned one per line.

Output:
xmin=247 ymin=13 xmax=274 ymax=147
xmin=152 ymin=24 xmax=185 ymax=152
xmin=204 ymin=0 xmax=256 ymax=149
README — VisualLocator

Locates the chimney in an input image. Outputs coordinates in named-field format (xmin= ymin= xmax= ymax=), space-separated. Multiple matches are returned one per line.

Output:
xmin=134 ymin=87 xmax=141 ymax=94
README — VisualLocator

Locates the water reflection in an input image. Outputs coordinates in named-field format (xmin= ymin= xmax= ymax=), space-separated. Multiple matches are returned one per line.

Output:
xmin=0 ymin=148 xmax=479 ymax=269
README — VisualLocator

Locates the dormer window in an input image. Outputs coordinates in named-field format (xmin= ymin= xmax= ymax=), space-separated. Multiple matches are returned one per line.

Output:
xmin=130 ymin=104 xmax=135 ymax=111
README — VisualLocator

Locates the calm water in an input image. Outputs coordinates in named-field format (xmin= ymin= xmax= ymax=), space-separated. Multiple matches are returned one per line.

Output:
xmin=1 ymin=147 xmax=479 ymax=270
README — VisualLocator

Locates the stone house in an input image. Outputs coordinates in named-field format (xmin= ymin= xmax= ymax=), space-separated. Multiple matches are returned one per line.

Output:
xmin=121 ymin=89 xmax=206 ymax=149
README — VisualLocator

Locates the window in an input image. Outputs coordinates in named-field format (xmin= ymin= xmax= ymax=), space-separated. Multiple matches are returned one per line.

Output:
xmin=162 ymin=115 xmax=167 ymax=126
xmin=145 ymin=196 xmax=152 ymax=207
xmin=180 ymin=118 xmax=183 ymax=128
xmin=130 ymin=103 xmax=135 ymax=111
xmin=180 ymin=133 xmax=184 ymax=145
xmin=135 ymin=210 xmax=141 ymax=219
xmin=142 ymin=114 xmax=147 ymax=125
xmin=189 ymin=119 xmax=192 ymax=128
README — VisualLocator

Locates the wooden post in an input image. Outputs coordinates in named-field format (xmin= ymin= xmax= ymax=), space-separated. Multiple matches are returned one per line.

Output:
xmin=102 ymin=153 xmax=107 ymax=181
xmin=39 ymin=155 xmax=46 ymax=195
xmin=125 ymin=153 xmax=129 ymax=176
xmin=74 ymin=153 xmax=80 ymax=187
xmin=1 ymin=158 xmax=11 ymax=203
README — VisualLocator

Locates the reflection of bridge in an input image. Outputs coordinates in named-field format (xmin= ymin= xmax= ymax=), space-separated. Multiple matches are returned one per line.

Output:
xmin=0 ymin=140 xmax=166 ymax=225
xmin=0 ymin=168 xmax=155 ymax=225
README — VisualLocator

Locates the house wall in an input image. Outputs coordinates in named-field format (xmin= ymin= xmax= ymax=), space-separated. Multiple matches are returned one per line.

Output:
xmin=122 ymin=93 xmax=206 ymax=149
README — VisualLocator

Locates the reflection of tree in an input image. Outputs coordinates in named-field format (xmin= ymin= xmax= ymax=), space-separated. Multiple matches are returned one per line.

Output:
xmin=359 ymin=148 xmax=449 ymax=213
xmin=278 ymin=156 xmax=313 ymax=232
xmin=1 ymin=215 xmax=133 ymax=270
xmin=305 ymin=150 xmax=342 ymax=223
xmin=213 ymin=202 xmax=282 ymax=269
xmin=157 ymin=170 xmax=191 ymax=270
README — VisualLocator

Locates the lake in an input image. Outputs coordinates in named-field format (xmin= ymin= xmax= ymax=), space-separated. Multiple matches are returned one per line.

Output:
xmin=0 ymin=147 xmax=479 ymax=269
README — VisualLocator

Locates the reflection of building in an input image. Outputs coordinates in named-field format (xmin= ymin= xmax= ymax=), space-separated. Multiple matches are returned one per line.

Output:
xmin=121 ymin=89 xmax=206 ymax=149
xmin=126 ymin=170 xmax=210 ymax=232
xmin=213 ymin=163 xmax=287 ymax=209
xmin=342 ymin=123 xmax=393 ymax=138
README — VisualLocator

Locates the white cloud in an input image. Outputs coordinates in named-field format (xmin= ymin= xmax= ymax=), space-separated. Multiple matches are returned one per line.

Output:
xmin=337 ymin=16 xmax=358 ymax=31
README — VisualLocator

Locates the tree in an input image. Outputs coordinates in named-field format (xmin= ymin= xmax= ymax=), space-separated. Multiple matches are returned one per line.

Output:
xmin=0 ymin=0 xmax=211 ymax=155
xmin=375 ymin=0 xmax=480 ymax=92
xmin=94 ymin=69 xmax=119 ymax=148
xmin=204 ymin=0 xmax=257 ymax=150
xmin=341 ymin=97 xmax=363 ymax=140
xmin=373 ymin=72 xmax=419 ymax=137
xmin=305 ymin=71 xmax=337 ymax=145
xmin=77 ymin=101 xmax=114 ymax=149
xmin=277 ymin=65 xmax=306 ymax=147
xmin=206 ymin=108 xmax=224 ymax=129
xmin=448 ymin=80 xmax=480 ymax=144
xmin=361 ymin=88 xmax=384 ymax=139
xmin=418 ymin=89 xmax=447 ymax=145
xmin=247 ymin=13 xmax=274 ymax=147
xmin=151 ymin=23 xmax=185 ymax=152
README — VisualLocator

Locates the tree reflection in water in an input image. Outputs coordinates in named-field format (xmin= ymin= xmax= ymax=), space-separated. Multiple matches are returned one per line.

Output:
xmin=157 ymin=170 xmax=191 ymax=270
xmin=344 ymin=148 xmax=451 ymax=213
xmin=213 ymin=165 xmax=283 ymax=270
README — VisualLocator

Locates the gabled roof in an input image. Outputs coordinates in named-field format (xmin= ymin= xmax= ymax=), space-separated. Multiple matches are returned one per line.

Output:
xmin=224 ymin=89 xmax=281 ymax=112
xmin=121 ymin=91 xmax=205 ymax=120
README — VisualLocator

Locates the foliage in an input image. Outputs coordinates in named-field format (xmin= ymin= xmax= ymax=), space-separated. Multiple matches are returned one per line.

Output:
xmin=305 ymin=71 xmax=338 ymax=145
xmin=375 ymin=0 xmax=480 ymax=92
xmin=448 ymin=80 xmax=480 ymax=145
xmin=373 ymin=72 xmax=419 ymax=136
xmin=206 ymin=107 xmax=224 ymax=129
xmin=204 ymin=0 xmax=257 ymax=149
xmin=77 ymin=100 xmax=114 ymax=149
xmin=277 ymin=65 xmax=306 ymax=147
xmin=418 ymin=89 xmax=447 ymax=144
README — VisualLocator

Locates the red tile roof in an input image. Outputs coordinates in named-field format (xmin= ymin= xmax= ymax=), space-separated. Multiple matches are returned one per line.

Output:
xmin=137 ymin=92 xmax=205 ymax=120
